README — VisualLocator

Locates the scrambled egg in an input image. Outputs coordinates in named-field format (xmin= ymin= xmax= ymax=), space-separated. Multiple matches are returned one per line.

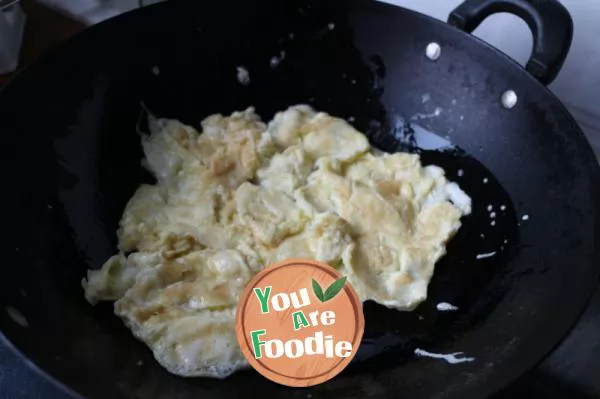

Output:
xmin=82 ymin=105 xmax=471 ymax=378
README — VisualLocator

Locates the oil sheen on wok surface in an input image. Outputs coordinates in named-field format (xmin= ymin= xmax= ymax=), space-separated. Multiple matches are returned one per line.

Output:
xmin=83 ymin=105 xmax=472 ymax=378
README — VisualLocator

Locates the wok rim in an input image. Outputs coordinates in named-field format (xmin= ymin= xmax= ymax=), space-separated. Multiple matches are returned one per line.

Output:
xmin=0 ymin=1 xmax=599 ymax=399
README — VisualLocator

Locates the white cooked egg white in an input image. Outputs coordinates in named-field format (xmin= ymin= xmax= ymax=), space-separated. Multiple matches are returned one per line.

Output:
xmin=82 ymin=105 xmax=472 ymax=378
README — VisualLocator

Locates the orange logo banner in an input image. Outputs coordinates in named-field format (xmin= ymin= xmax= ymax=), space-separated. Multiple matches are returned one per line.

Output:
xmin=235 ymin=258 xmax=365 ymax=387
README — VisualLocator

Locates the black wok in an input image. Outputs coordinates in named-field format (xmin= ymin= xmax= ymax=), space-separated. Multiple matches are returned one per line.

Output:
xmin=1 ymin=0 xmax=599 ymax=398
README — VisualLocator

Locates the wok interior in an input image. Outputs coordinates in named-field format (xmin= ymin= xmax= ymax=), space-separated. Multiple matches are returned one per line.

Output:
xmin=1 ymin=0 xmax=599 ymax=398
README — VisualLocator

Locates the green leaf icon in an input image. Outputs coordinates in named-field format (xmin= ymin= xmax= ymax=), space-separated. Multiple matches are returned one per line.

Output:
xmin=312 ymin=276 xmax=348 ymax=303
xmin=323 ymin=276 xmax=347 ymax=302
xmin=312 ymin=279 xmax=325 ymax=302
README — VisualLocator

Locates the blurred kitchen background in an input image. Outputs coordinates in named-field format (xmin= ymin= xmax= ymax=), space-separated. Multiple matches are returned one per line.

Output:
xmin=1 ymin=0 xmax=599 ymax=161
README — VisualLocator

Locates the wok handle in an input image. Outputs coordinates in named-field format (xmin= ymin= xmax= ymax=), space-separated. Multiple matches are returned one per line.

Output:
xmin=447 ymin=0 xmax=573 ymax=85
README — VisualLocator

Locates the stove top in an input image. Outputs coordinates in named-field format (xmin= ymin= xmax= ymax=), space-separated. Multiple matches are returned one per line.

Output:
xmin=2 ymin=282 xmax=600 ymax=399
